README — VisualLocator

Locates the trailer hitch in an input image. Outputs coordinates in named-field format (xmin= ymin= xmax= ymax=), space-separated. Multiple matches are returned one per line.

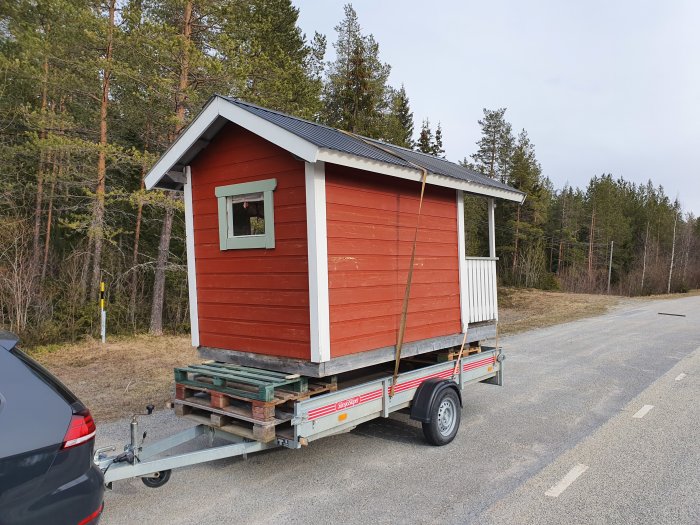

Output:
xmin=94 ymin=404 xmax=160 ymax=485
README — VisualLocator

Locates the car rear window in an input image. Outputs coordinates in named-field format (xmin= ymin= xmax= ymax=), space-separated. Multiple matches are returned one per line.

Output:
xmin=10 ymin=348 xmax=81 ymax=407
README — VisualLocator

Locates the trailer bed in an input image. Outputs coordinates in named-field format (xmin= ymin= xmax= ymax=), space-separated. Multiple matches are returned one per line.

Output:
xmin=95 ymin=347 xmax=503 ymax=486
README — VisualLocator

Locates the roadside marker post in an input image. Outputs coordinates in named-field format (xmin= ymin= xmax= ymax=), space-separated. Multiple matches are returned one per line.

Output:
xmin=100 ymin=281 xmax=106 ymax=344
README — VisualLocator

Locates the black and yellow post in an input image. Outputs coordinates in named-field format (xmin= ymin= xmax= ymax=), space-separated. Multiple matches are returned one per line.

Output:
xmin=100 ymin=281 xmax=106 ymax=343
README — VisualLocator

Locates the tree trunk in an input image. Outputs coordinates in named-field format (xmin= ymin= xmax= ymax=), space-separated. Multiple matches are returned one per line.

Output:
xmin=150 ymin=0 xmax=192 ymax=334
xmin=89 ymin=0 xmax=116 ymax=301
xmin=41 ymin=154 xmax=59 ymax=281
xmin=587 ymin=208 xmax=595 ymax=287
xmin=32 ymin=55 xmax=50 ymax=275
xmin=149 ymin=201 xmax=174 ymax=335
xmin=641 ymin=220 xmax=649 ymax=292
xmin=667 ymin=212 xmax=677 ymax=294
xmin=129 ymin=162 xmax=147 ymax=322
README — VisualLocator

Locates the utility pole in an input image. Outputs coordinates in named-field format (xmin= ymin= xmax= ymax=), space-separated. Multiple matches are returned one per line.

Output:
xmin=667 ymin=211 xmax=678 ymax=294
xmin=607 ymin=240 xmax=614 ymax=294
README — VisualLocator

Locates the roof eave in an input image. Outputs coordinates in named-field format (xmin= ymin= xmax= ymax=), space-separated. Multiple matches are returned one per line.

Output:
xmin=145 ymin=95 xmax=320 ymax=190
xmin=316 ymin=148 xmax=526 ymax=203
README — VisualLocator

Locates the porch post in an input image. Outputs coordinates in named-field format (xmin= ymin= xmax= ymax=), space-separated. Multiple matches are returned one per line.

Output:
xmin=488 ymin=198 xmax=496 ymax=258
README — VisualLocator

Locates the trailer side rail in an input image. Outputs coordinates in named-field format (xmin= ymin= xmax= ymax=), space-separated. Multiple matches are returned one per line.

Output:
xmin=294 ymin=348 xmax=501 ymax=441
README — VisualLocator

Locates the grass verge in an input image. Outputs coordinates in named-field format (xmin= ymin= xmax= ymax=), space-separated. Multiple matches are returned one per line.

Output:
xmin=497 ymin=287 xmax=621 ymax=335
xmin=29 ymin=334 xmax=196 ymax=423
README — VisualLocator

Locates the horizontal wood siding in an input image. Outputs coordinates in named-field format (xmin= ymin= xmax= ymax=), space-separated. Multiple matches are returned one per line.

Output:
xmin=325 ymin=165 xmax=461 ymax=357
xmin=190 ymin=123 xmax=310 ymax=359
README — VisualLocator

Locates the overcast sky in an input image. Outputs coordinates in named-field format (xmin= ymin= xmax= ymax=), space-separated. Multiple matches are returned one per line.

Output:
xmin=294 ymin=0 xmax=700 ymax=215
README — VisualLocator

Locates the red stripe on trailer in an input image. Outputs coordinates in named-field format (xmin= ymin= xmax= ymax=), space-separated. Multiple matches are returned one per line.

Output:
xmin=306 ymin=356 xmax=496 ymax=421
xmin=308 ymin=388 xmax=383 ymax=420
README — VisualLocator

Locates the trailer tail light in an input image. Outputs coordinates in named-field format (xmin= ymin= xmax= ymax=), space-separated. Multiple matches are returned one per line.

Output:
xmin=77 ymin=502 xmax=103 ymax=525
xmin=62 ymin=409 xmax=96 ymax=449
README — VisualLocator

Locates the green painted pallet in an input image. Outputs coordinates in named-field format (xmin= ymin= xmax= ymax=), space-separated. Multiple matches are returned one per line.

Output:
xmin=174 ymin=363 xmax=309 ymax=403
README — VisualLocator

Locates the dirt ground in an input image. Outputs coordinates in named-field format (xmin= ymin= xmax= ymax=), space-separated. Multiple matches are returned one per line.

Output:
xmin=29 ymin=288 xmax=697 ymax=423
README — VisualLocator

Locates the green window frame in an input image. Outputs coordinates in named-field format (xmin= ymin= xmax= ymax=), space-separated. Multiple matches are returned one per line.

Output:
xmin=215 ymin=178 xmax=277 ymax=250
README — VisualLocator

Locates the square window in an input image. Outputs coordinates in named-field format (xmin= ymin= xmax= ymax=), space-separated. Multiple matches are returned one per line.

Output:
xmin=215 ymin=179 xmax=277 ymax=250
xmin=228 ymin=192 xmax=265 ymax=237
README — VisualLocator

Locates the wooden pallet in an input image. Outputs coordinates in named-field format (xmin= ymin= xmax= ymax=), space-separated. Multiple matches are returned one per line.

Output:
xmin=173 ymin=363 xmax=337 ymax=442
xmin=178 ymin=409 xmax=277 ymax=443
xmin=174 ymin=363 xmax=310 ymax=402
xmin=436 ymin=345 xmax=481 ymax=362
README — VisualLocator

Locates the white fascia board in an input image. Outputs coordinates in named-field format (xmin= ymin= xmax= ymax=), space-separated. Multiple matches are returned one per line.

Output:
xmin=145 ymin=97 xmax=219 ymax=190
xmin=145 ymin=96 xmax=320 ymax=190
xmin=316 ymin=148 xmax=525 ymax=203
xmin=305 ymin=161 xmax=331 ymax=363
xmin=217 ymin=99 xmax=319 ymax=163
xmin=456 ymin=190 xmax=469 ymax=332
xmin=183 ymin=166 xmax=200 ymax=347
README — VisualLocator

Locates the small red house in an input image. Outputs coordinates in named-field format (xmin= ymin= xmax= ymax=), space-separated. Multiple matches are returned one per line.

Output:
xmin=145 ymin=96 xmax=525 ymax=377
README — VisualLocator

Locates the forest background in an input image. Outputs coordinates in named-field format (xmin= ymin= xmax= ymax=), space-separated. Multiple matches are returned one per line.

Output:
xmin=1 ymin=1 xmax=697 ymax=345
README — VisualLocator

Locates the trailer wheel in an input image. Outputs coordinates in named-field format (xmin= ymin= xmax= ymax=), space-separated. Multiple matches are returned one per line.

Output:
xmin=141 ymin=469 xmax=172 ymax=488
xmin=422 ymin=389 xmax=461 ymax=446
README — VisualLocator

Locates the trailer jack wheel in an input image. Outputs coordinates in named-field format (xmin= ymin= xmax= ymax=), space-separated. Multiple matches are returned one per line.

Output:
xmin=422 ymin=389 xmax=461 ymax=446
xmin=141 ymin=469 xmax=172 ymax=488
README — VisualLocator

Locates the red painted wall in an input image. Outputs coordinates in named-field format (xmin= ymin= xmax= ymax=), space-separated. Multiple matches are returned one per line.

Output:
xmin=325 ymin=165 xmax=462 ymax=357
xmin=190 ymin=123 xmax=310 ymax=359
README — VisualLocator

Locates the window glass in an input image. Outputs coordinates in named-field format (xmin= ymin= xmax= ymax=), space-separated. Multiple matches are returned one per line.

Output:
xmin=228 ymin=192 xmax=265 ymax=237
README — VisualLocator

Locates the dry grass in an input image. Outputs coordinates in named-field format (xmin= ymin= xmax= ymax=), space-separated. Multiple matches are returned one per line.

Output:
xmin=497 ymin=287 xmax=622 ymax=335
xmin=29 ymin=334 xmax=196 ymax=424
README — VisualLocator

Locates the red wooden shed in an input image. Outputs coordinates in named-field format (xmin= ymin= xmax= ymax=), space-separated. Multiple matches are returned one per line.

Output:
xmin=145 ymin=96 xmax=525 ymax=377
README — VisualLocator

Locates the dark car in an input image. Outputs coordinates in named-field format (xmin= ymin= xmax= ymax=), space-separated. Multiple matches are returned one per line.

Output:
xmin=0 ymin=331 xmax=104 ymax=525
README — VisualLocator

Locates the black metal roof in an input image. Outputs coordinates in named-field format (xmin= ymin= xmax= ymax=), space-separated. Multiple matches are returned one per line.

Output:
xmin=221 ymin=96 xmax=523 ymax=197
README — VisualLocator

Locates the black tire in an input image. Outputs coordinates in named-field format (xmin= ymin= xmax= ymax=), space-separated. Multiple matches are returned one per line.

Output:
xmin=141 ymin=469 xmax=172 ymax=488
xmin=421 ymin=389 xmax=461 ymax=446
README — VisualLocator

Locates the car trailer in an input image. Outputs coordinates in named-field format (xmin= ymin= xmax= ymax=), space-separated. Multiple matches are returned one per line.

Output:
xmin=94 ymin=347 xmax=504 ymax=488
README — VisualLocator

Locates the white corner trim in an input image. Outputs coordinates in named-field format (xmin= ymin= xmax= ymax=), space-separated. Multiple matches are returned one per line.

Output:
xmin=315 ymin=148 xmax=525 ymax=203
xmin=145 ymin=96 xmax=320 ymax=190
xmin=456 ymin=190 xmax=469 ymax=332
xmin=183 ymin=166 xmax=200 ymax=347
xmin=305 ymin=161 xmax=331 ymax=363
xmin=488 ymin=198 xmax=496 ymax=258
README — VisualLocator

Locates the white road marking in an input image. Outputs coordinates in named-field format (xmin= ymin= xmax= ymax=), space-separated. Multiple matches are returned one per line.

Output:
xmin=675 ymin=373 xmax=686 ymax=381
xmin=545 ymin=464 xmax=589 ymax=498
xmin=632 ymin=405 xmax=654 ymax=418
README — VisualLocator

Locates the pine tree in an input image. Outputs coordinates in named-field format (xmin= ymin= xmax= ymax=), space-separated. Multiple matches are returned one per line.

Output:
xmin=432 ymin=122 xmax=445 ymax=158
xmin=416 ymin=119 xmax=434 ymax=154
xmin=321 ymin=3 xmax=391 ymax=137
xmin=217 ymin=0 xmax=326 ymax=119
xmin=471 ymin=108 xmax=513 ymax=182
xmin=383 ymin=84 xmax=414 ymax=148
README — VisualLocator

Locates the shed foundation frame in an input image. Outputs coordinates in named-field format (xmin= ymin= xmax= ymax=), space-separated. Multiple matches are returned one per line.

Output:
xmin=198 ymin=321 xmax=496 ymax=378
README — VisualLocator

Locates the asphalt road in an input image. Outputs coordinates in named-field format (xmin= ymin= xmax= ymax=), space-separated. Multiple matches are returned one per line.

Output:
xmin=97 ymin=295 xmax=700 ymax=524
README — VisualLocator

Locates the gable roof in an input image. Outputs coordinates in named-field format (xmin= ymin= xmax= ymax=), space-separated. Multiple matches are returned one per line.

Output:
xmin=145 ymin=95 xmax=526 ymax=203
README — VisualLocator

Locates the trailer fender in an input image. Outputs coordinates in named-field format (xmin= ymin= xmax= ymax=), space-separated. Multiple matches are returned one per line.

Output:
xmin=409 ymin=378 xmax=462 ymax=423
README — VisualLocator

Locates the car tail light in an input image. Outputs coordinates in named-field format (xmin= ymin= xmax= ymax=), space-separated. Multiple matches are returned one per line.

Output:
xmin=78 ymin=502 xmax=103 ymax=525
xmin=62 ymin=409 xmax=96 ymax=449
